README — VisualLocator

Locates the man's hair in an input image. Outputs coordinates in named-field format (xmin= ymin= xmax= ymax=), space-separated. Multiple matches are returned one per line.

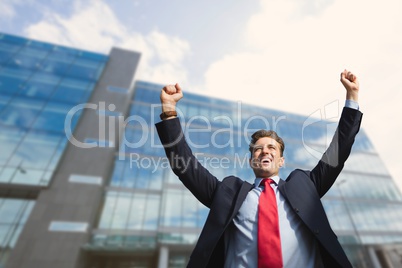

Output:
xmin=249 ymin=130 xmax=285 ymax=156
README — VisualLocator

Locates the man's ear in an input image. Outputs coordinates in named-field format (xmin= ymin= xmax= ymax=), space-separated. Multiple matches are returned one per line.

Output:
xmin=279 ymin=156 xmax=285 ymax=168
xmin=249 ymin=157 xmax=257 ymax=169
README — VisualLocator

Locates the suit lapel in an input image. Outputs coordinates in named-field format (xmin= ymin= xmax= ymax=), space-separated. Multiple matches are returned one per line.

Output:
xmin=227 ymin=181 xmax=253 ymax=223
xmin=277 ymin=178 xmax=287 ymax=199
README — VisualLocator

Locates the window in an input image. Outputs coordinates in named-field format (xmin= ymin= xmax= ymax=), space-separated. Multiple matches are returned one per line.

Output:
xmin=48 ymin=221 xmax=88 ymax=232
xmin=69 ymin=174 xmax=102 ymax=185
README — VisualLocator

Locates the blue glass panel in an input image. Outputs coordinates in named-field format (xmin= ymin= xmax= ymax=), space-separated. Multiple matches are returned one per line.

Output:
xmin=142 ymin=195 xmax=160 ymax=230
xmin=0 ymin=73 xmax=24 ymax=96
xmin=51 ymin=45 xmax=78 ymax=57
xmin=0 ymin=199 xmax=26 ymax=224
xmin=48 ymin=221 xmax=88 ymax=232
xmin=51 ymin=85 xmax=86 ymax=104
xmin=0 ymin=128 xmax=26 ymax=165
xmin=162 ymin=189 xmax=183 ymax=227
xmin=40 ymin=58 xmax=72 ymax=75
xmin=18 ymin=80 xmax=56 ymax=99
xmin=0 ymin=67 xmax=31 ymax=96
xmin=98 ymin=191 xmax=118 ymax=229
xmin=46 ymin=51 xmax=76 ymax=64
xmin=31 ymin=102 xmax=73 ymax=132
xmin=8 ymin=54 xmax=42 ymax=70
xmin=127 ymin=194 xmax=146 ymax=230
xmin=25 ymin=39 xmax=53 ymax=50
xmin=18 ymin=46 xmax=48 ymax=59
xmin=0 ymin=40 xmax=21 ymax=53
xmin=65 ymin=58 xmax=104 ymax=80
xmin=149 ymin=165 xmax=163 ymax=190
xmin=0 ymin=33 xmax=28 ymax=45
xmin=7 ymin=130 xmax=62 ymax=170
xmin=133 ymin=86 xmax=160 ymax=104
xmin=78 ymin=51 xmax=108 ymax=61
xmin=47 ymin=137 xmax=67 ymax=169
xmin=182 ymin=192 xmax=198 ymax=228
xmin=0 ymin=98 xmax=44 ymax=128
xmin=0 ymin=50 xmax=12 ymax=63
xmin=110 ymin=192 xmax=132 ymax=229
xmin=0 ymin=66 xmax=32 ymax=79
xmin=30 ymin=72 xmax=62 ymax=86
xmin=2 ymin=167 xmax=45 ymax=185
xmin=0 ymin=96 xmax=9 ymax=112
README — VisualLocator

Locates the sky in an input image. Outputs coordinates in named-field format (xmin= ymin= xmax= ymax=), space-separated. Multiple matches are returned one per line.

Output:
xmin=1 ymin=0 xmax=401 ymax=190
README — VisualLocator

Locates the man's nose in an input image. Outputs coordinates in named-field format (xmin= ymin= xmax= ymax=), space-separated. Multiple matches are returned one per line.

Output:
xmin=262 ymin=145 xmax=270 ymax=153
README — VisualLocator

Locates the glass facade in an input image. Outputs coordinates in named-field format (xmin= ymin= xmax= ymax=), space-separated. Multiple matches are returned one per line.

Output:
xmin=1 ymin=32 xmax=402 ymax=267
xmin=0 ymin=33 xmax=108 ymax=267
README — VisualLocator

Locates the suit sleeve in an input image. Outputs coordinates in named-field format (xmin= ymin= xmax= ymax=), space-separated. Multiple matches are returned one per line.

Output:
xmin=156 ymin=118 xmax=219 ymax=208
xmin=310 ymin=107 xmax=363 ymax=197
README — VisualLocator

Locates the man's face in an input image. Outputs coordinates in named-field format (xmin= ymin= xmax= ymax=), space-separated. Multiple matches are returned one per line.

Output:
xmin=249 ymin=137 xmax=285 ymax=178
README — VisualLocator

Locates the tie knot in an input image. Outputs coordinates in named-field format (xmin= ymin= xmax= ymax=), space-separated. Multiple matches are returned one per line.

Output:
xmin=260 ymin=178 xmax=274 ymax=187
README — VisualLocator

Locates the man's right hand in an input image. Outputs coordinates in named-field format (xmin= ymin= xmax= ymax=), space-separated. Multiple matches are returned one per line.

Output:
xmin=160 ymin=83 xmax=183 ymax=114
xmin=340 ymin=69 xmax=359 ymax=102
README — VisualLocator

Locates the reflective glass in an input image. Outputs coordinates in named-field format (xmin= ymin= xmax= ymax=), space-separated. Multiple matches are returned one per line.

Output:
xmin=0 ymin=198 xmax=34 ymax=260
xmin=142 ymin=195 xmax=160 ymax=230
xmin=8 ymin=54 xmax=42 ymax=70
xmin=0 ymin=70 xmax=30 ymax=96
xmin=48 ymin=221 xmax=88 ymax=232
xmin=0 ymin=128 xmax=25 ymax=165
xmin=110 ymin=192 xmax=132 ymax=229
xmin=98 ymin=191 xmax=118 ymax=229
xmin=0 ymin=51 xmax=11 ymax=63
xmin=126 ymin=194 xmax=145 ymax=230
xmin=65 ymin=58 xmax=104 ymax=80
xmin=0 ymin=41 xmax=21 ymax=53
xmin=51 ymin=77 xmax=91 ymax=103
xmin=162 ymin=189 xmax=183 ymax=227
xmin=46 ymin=50 xmax=76 ymax=63
xmin=31 ymin=102 xmax=73 ymax=132
xmin=18 ymin=46 xmax=48 ymax=59
xmin=18 ymin=79 xmax=57 ymax=99
xmin=182 ymin=192 xmax=198 ymax=228
xmin=40 ymin=58 xmax=72 ymax=75
xmin=0 ymin=98 xmax=44 ymax=128
xmin=7 ymin=130 xmax=62 ymax=170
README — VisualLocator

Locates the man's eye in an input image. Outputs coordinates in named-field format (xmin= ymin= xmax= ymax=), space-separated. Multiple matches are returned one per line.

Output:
xmin=253 ymin=147 xmax=262 ymax=152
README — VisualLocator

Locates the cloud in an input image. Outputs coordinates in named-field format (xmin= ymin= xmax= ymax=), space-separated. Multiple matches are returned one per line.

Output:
xmin=23 ymin=0 xmax=190 ymax=85
xmin=201 ymin=0 xmax=402 ymax=190
xmin=0 ymin=0 xmax=23 ymax=19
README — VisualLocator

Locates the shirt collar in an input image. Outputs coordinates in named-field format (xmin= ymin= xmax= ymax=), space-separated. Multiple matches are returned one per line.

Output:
xmin=254 ymin=175 xmax=280 ymax=188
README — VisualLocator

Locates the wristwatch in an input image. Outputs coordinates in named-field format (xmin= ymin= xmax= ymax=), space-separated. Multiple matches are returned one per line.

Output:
xmin=160 ymin=111 xmax=177 ymax=120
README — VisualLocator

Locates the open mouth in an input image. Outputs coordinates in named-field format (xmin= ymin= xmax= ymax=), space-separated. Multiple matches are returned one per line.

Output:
xmin=261 ymin=158 xmax=271 ymax=165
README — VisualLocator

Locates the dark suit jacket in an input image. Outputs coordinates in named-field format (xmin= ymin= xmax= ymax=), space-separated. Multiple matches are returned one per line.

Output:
xmin=156 ymin=107 xmax=363 ymax=268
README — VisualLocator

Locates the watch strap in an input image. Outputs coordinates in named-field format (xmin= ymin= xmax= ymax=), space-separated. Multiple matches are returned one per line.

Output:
xmin=160 ymin=110 xmax=177 ymax=120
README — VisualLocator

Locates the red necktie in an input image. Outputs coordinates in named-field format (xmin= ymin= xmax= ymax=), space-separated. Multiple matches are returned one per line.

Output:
xmin=258 ymin=178 xmax=283 ymax=268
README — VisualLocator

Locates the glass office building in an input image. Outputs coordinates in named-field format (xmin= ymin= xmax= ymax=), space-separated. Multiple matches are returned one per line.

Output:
xmin=1 ymin=33 xmax=402 ymax=268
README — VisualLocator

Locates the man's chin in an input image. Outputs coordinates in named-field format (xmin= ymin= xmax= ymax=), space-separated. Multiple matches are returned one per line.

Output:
xmin=253 ymin=169 xmax=276 ymax=178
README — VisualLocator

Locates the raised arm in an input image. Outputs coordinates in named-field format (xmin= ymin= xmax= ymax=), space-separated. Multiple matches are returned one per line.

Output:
xmin=156 ymin=84 xmax=219 ymax=207
xmin=310 ymin=70 xmax=363 ymax=197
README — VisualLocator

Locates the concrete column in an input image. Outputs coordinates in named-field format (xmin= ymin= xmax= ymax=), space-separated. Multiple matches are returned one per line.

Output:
xmin=157 ymin=246 xmax=169 ymax=268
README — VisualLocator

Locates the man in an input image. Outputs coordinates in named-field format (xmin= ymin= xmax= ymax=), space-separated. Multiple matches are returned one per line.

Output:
xmin=155 ymin=70 xmax=362 ymax=267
